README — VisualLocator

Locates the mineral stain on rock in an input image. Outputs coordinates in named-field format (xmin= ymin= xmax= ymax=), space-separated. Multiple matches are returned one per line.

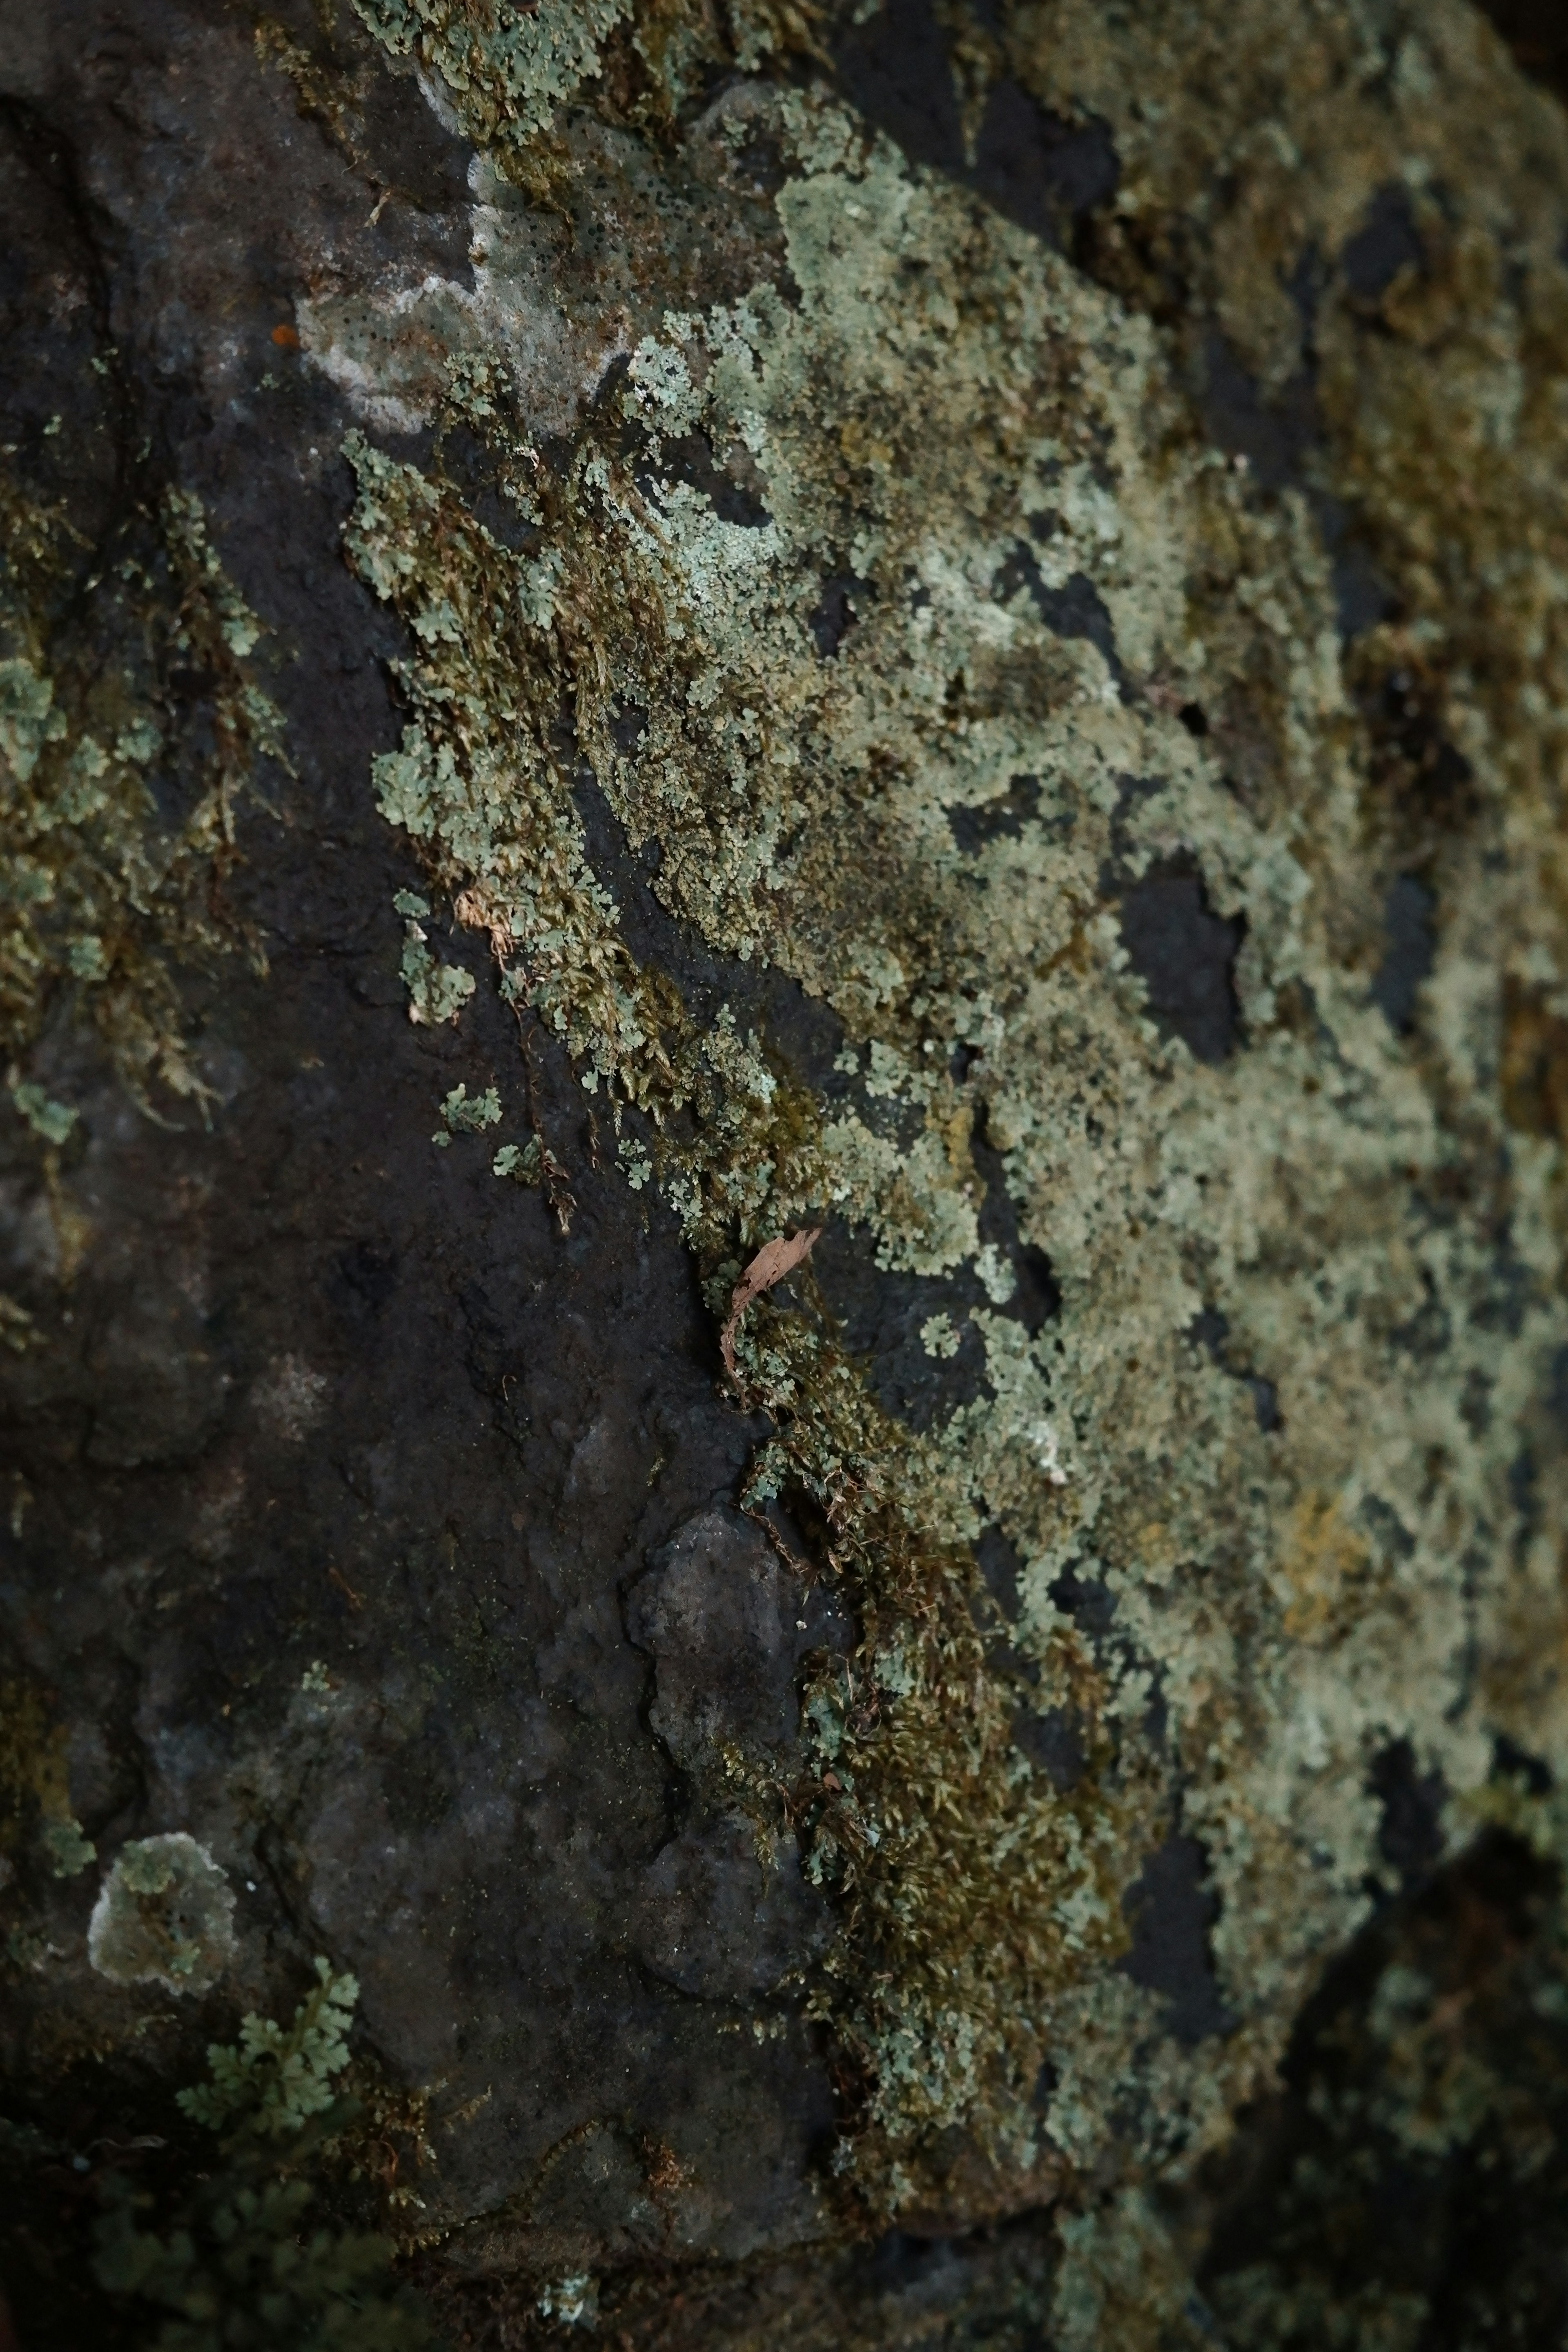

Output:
xmin=4 ymin=0 xmax=1568 ymax=2343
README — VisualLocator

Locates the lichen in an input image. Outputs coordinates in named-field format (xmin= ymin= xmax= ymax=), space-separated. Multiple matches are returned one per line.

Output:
xmin=87 ymin=1833 xmax=237 ymax=1995
xmin=433 ymin=1080 xmax=503 ymax=1143
xmin=332 ymin=0 xmax=1568 ymax=2249
xmin=396 ymin=890 xmax=477 ymax=1026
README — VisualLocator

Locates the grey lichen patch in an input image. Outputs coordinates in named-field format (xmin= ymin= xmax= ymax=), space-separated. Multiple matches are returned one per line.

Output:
xmin=339 ymin=29 xmax=1568 ymax=2242
xmin=396 ymin=889 xmax=477 ymax=1025
xmin=87 ymin=1833 xmax=237 ymax=1994
xmin=493 ymin=1135 xmax=542 ymax=1182
xmin=0 ymin=461 xmax=287 ymax=1115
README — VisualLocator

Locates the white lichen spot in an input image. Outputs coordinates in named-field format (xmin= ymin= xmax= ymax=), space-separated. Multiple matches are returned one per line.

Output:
xmin=920 ymin=1312 xmax=961 ymax=1360
xmin=973 ymin=1243 xmax=1017 ymax=1306
xmin=537 ymin=2273 xmax=599 ymax=2328
xmin=252 ymin=1353 xmax=329 ymax=1443
xmin=87 ymin=1833 xmax=237 ymax=1993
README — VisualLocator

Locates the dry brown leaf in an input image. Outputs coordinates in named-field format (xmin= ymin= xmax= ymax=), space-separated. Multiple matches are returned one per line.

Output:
xmin=719 ymin=1226 xmax=822 ymax=1376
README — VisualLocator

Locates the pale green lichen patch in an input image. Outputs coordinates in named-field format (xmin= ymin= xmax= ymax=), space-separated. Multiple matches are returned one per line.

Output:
xmin=87 ymin=1833 xmax=237 ymax=1994
xmin=433 ymin=1080 xmax=503 ymax=1142
xmin=493 ymin=1135 xmax=542 ymax=1182
xmin=339 ymin=31 xmax=1568 ymax=2239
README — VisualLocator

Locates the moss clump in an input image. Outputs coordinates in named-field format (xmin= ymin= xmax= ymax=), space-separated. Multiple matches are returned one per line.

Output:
xmin=0 ymin=1677 xmax=95 ymax=1886
xmin=732 ymin=1301 xmax=1126 ymax=2212
xmin=0 ymin=462 xmax=287 ymax=1115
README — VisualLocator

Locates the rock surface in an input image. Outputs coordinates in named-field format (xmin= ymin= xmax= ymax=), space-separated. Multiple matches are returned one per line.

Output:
xmin=4 ymin=0 xmax=1568 ymax=2345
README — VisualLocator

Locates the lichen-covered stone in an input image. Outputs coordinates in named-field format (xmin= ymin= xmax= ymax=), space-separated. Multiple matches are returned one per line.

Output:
xmin=5 ymin=0 xmax=1568 ymax=2341
xmin=326 ymin=18 xmax=1568 ymax=2222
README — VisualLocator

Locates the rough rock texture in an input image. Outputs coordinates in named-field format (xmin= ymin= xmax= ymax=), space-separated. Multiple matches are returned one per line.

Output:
xmin=4 ymin=0 xmax=1568 ymax=2345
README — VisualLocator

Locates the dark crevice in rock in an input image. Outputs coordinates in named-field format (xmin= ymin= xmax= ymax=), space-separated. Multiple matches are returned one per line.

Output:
xmin=1010 ymin=1702 xmax=1085 ymax=1793
xmin=1369 ymin=1739 xmax=1447 ymax=1896
xmin=830 ymin=0 xmax=1118 ymax=253
xmin=1119 ymin=1831 xmax=1234 ymax=2047
xmin=993 ymin=541 xmax=1127 ymax=690
xmin=1118 ymin=859 xmax=1246 ymax=1065
xmin=1472 ymin=0 xmax=1568 ymax=105
xmin=1342 ymin=182 xmax=1426 ymax=300
xmin=1197 ymin=331 xmax=1321 ymax=496
xmin=1187 ymin=1306 xmax=1282 ymax=1433
xmin=947 ymin=775 xmax=1041 ymax=852
xmin=808 ymin=570 xmax=873 ymax=659
xmin=1372 ymin=873 xmax=1437 ymax=1036
xmin=1197 ymin=1831 xmax=1568 ymax=2337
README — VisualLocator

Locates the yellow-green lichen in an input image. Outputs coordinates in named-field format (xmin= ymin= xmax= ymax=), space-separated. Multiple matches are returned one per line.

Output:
xmin=334 ymin=4 xmax=1568 ymax=2242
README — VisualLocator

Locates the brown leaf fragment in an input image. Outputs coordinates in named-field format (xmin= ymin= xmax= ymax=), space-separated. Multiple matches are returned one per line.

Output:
xmin=719 ymin=1226 xmax=822 ymax=1377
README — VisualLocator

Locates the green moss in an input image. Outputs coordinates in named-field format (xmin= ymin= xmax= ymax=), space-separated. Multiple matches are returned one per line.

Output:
xmin=0 ymin=1678 xmax=95 ymax=1884
xmin=732 ymin=1301 xmax=1127 ymax=2211
xmin=0 ymin=460 xmax=287 ymax=1116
